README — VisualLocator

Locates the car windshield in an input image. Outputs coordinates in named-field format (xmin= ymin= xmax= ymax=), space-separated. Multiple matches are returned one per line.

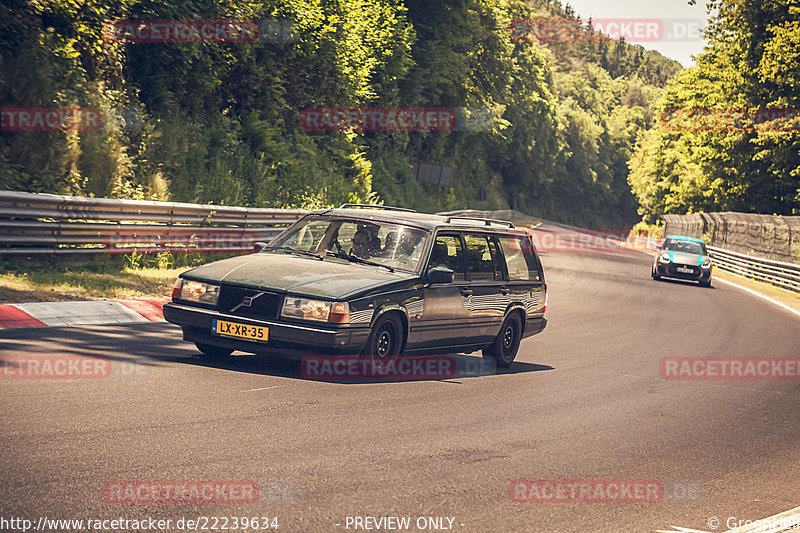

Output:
xmin=267 ymin=215 xmax=429 ymax=273
xmin=664 ymin=240 xmax=706 ymax=255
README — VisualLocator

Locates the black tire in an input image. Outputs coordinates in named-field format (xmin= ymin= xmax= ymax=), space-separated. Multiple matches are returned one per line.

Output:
xmin=195 ymin=343 xmax=233 ymax=358
xmin=483 ymin=312 xmax=523 ymax=368
xmin=699 ymin=278 xmax=712 ymax=288
xmin=652 ymin=267 xmax=661 ymax=280
xmin=360 ymin=313 xmax=404 ymax=370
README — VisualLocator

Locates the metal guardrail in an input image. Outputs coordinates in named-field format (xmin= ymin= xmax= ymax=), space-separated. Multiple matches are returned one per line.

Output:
xmin=662 ymin=211 xmax=800 ymax=293
xmin=663 ymin=212 xmax=800 ymax=264
xmin=4 ymin=192 xmax=799 ymax=293
xmin=708 ymin=245 xmax=800 ymax=293
xmin=0 ymin=191 xmax=308 ymax=255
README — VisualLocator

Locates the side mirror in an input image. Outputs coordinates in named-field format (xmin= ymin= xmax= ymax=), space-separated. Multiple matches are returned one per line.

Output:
xmin=253 ymin=241 xmax=268 ymax=253
xmin=426 ymin=266 xmax=454 ymax=285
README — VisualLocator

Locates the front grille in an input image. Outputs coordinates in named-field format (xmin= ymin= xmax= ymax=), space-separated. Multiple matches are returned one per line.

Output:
xmin=668 ymin=264 xmax=698 ymax=277
xmin=217 ymin=285 xmax=282 ymax=319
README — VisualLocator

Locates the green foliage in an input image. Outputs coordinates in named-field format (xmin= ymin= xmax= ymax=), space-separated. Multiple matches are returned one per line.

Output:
xmin=629 ymin=0 xmax=800 ymax=222
xmin=2 ymin=0 xmax=683 ymax=227
xmin=630 ymin=220 xmax=664 ymax=239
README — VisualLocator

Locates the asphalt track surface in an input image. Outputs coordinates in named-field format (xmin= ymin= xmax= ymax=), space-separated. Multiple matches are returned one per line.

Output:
xmin=1 ymin=247 xmax=799 ymax=533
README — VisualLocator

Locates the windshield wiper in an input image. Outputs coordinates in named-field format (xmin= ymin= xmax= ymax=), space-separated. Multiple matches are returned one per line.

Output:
xmin=325 ymin=250 xmax=394 ymax=272
xmin=266 ymin=246 xmax=324 ymax=260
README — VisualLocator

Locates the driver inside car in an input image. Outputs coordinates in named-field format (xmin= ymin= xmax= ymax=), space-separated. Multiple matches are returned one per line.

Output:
xmin=351 ymin=229 xmax=375 ymax=258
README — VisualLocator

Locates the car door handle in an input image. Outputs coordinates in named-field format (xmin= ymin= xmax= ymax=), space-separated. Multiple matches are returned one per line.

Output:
xmin=500 ymin=286 xmax=511 ymax=296
xmin=460 ymin=288 xmax=473 ymax=297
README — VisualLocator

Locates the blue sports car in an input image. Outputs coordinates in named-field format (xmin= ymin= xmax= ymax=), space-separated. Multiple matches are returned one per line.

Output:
xmin=652 ymin=236 xmax=713 ymax=287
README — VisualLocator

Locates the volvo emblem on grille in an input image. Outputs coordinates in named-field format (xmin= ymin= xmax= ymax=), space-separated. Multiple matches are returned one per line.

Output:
xmin=231 ymin=292 xmax=264 ymax=312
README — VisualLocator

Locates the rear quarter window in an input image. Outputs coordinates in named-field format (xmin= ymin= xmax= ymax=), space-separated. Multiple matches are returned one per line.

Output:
xmin=499 ymin=235 xmax=542 ymax=281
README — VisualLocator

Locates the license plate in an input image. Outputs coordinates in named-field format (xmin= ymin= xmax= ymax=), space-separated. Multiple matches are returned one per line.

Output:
xmin=212 ymin=319 xmax=268 ymax=342
xmin=676 ymin=266 xmax=694 ymax=274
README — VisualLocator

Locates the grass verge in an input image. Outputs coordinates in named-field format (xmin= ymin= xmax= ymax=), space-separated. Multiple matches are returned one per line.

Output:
xmin=0 ymin=251 xmax=234 ymax=303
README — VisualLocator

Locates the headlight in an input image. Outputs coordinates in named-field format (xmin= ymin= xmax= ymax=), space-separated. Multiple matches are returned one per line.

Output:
xmin=701 ymin=258 xmax=712 ymax=269
xmin=178 ymin=279 xmax=220 ymax=305
xmin=658 ymin=252 xmax=671 ymax=263
xmin=281 ymin=298 xmax=350 ymax=323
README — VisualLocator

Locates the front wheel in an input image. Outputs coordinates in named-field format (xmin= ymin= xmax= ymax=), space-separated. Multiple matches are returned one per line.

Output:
xmin=195 ymin=343 xmax=233 ymax=358
xmin=652 ymin=267 xmax=661 ymax=280
xmin=360 ymin=314 xmax=404 ymax=371
xmin=483 ymin=313 xmax=523 ymax=368
xmin=699 ymin=278 xmax=712 ymax=288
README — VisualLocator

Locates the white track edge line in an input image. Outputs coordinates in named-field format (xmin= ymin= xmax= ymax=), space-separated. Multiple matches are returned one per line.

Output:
xmin=713 ymin=276 xmax=800 ymax=321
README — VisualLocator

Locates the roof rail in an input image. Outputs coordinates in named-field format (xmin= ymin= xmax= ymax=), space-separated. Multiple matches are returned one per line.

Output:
xmin=338 ymin=203 xmax=416 ymax=213
xmin=443 ymin=216 xmax=515 ymax=228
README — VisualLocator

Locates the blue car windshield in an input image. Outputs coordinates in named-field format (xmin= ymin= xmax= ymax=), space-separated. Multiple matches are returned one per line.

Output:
xmin=664 ymin=240 xmax=706 ymax=255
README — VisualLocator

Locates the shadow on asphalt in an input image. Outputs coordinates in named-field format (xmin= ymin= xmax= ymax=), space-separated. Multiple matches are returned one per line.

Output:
xmin=0 ymin=322 xmax=184 ymax=370
xmin=0 ymin=322 xmax=554 ymax=384
xmin=168 ymin=351 xmax=555 ymax=384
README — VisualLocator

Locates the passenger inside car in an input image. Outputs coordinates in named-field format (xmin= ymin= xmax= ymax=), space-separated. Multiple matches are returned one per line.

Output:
xmin=351 ymin=229 xmax=374 ymax=258
xmin=381 ymin=231 xmax=397 ymax=256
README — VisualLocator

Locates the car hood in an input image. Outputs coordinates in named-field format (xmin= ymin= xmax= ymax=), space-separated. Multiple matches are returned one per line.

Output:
xmin=668 ymin=251 xmax=707 ymax=266
xmin=182 ymin=252 xmax=415 ymax=299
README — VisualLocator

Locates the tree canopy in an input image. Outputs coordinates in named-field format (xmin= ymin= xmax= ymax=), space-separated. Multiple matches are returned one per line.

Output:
xmin=1 ymin=0 xmax=683 ymax=228
xmin=629 ymin=0 xmax=800 ymax=223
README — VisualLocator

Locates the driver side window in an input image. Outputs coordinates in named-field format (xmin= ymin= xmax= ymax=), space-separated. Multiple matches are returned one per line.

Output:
xmin=427 ymin=233 xmax=466 ymax=280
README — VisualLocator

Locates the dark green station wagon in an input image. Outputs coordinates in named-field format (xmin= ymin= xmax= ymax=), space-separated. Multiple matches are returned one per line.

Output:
xmin=164 ymin=205 xmax=547 ymax=367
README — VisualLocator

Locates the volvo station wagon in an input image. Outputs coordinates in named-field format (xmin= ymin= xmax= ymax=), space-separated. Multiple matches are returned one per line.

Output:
xmin=163 ymin=205 xmax=548 ymax=368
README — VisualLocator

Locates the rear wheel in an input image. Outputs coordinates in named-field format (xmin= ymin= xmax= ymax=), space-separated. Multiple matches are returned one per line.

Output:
xmin=483 ymin=312 xmax=523 ymax=368
xmin=195 ymin=343 xmax=233 ymax=358
xmin=360 ymin=314 xmax=404 ymax=371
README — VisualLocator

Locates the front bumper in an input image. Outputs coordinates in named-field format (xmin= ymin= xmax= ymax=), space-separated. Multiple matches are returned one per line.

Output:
xmin=163 ymin=302 xmax=371 ymax=356
xmin=655 ymin=262 xmax=711 ymax=281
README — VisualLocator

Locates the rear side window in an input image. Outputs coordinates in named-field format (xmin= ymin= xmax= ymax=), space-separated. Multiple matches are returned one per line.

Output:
xmin=499 ymin=235 xmax=541 ymax=281
xmin=464 ymin=234 xmax=504 ymax=281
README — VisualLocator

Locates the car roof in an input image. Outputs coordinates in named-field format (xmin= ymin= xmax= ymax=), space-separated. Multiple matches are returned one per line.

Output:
xmin=665 ymin=235 xmax=705 ymax=244
xmin=314 ymin=206 xmax=527 ymax=235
